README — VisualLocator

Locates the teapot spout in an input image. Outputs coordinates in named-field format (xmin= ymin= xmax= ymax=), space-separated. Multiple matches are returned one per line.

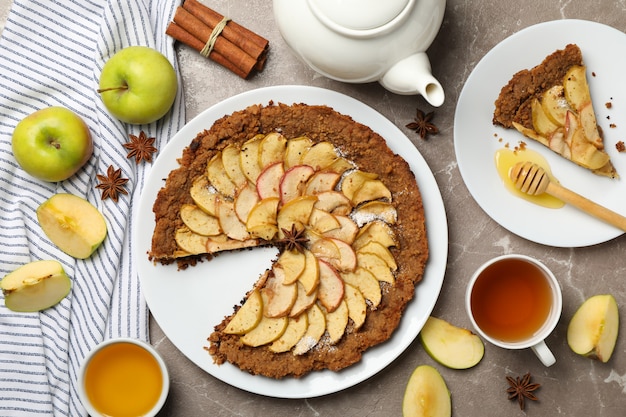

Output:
xmin=380 ymin=52 xmax=445 ymax=107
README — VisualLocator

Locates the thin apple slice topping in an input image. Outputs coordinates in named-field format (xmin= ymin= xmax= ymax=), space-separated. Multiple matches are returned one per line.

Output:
xmin=240 ymin=135 xmax=264 ymax=184
xmin=323 ymin=215 xmax=359 ymax=243
xmin=263 ymin=266 xmax=298 ymax=318
xmin=259 ymin=132 xmax=287 ymax=168
xmin=256 ymin=162 xmax=285 ymax=199
xmin=0 ymin=260 xmax=71 ymax=312
xmin=277 ymin=250 xmax=306 ymax=285
xmin=326 ymin=157 xmax=354 ymax=175
xmin=223 ymin=289 xmax=263 ymax=335
xmin=314 ymin=191 xmax=352 ymax=216
xmin=308 ymin=208 xmax=341 ymax=234
xmin=279 ymin=165 xmax=315 ymax=204
xmin=222 ymin=144 xmax=248 ymax=188
xmin=532 ymin=98 xmax=560 ymax=139
xmin=246 ymin=197 xmax=279 ymax=230
xmin=240 ymin=292 xmax=289 ymax=347
xmin=206 ymin=235 xmax=259 ymax=252
xmin=289 ymin=282 xmax=318 ymax=317
xmin=327 ymin=238 xmax=357 ymax=272
xmin=293 ymin=303 xmax=326 ymax=355
xmin=321 ymin=299 xmax=349 ymax=345
xmin=343 ymin=282 xmax=367 ymax=330
xmin=357 ymin=252 xmax=394 ymax=284
xmin=353 ymin=220 xmax=397 ymax=250
xmin=217 ymin=198 xmax=250 ymax=241
xmin=180 ymin=204 xmax=222 ymax=236
xmin=350 ymin=179 xmax=391 ymax=206
xmin=301 ymin=141 xmax=338 ymax=170
xmin=341 ymin=170 xmax=378 ymax=201
xmin=310 ymin=237 xmax=340 ymax=263
xmin=247 ymin=224 xmax=278 ymax=241
xmin=298 ymin=249 xmax=320 ymax=295
xmin=352 ymin=201 xmax=397 ymax=226
xmin=341 ymin=267 xmax=381 ymax=308
xmin=305 ymin=171 xmax=341 ymax=195
xmin=276 ymin=195 xmax=317 ymax=238
xmin=207 ymin=153 xmax=237 ymax=198
xmin=284 ymin=136 xmax=313 ymax=168
xmin=541 ymin=85 xmax=570 ymax=126
xmin=269 ymin=314 xmax=309 ymax=353
xmin=357 ymin=241 xmax=397 ymax=271
xmin=175 ymin=226 xmax=210 ymax=254
xmin=317 ymin=260 xmax=344 ymax=312
xmin=190 ymin=175 xmax=219 ymax=216
xmin=234 ymin=183 xmax=260 ymax=224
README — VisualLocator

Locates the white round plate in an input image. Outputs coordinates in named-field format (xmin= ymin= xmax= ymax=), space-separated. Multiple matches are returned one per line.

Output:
xmin=454 ymin=19 xmax=626 ymax=247
xmin=134 ymin=86 xmax=448 ymax=398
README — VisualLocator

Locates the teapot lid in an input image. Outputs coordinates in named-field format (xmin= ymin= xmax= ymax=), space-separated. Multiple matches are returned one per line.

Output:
xmin=308 ymin=0 xmax=415 ymax=36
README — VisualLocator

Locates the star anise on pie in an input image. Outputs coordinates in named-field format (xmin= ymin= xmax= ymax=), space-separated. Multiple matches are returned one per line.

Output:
xmin=275 ymin=224 xmax=309 ymax=253
xmin=506 ymin=372 xmax=541 ymax=410
xmin=123 ymin=131 xmax=158 ymax=164
xmin=96 ymin=165 xmax=129 ymax=203
xmin=406 ymin=108 xmax=439 ymax=139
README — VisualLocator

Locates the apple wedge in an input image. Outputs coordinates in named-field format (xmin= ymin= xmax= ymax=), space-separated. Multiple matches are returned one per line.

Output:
xmin=269 ymin=313 xmax=309 ymax=353
xmin=317 ymin=260 xmax=344 ymax=312
xmin=221 ymin=144 xmax=248 ymax=188
xmin=567 ymin=294 xmax=619 ymax=363
xmin=256 ymin=161 xmax=285 ymax=199
xmin=259 ymin=132 xmax=287 ymax=168
xmin=279 ymin=165 xmax=315 ymax=204
xmin=0 ymin=260 xmax=71 ymax=312
xmin=180 ymin=204 xmax=222 ymax=236
xmin=308 ymin=208 xmax=341 ymax=234
xmin=351 ymin=179 xmax=391 ymax=206
xmin=322 ymin=215 xmax=359 ymax=243
xmin=217 ymin=198 xmax=250 ymax=241
xmin=277 ymin=250 xmax=306 ymax=285
xmin=300 ymin=141 xmax=337 ymax=170
xmin=402 ymin=365 xmax=451 ymax=417
xmin=314 ymin=191 xmax=352 ymax=216
xmin=207 ymin=153 xmax=236 ymax=198
xmin=298 ymin=249 xmax=320 ymax=295
xmin=234 ymin=183 xmax=260 ymax=224
xmin=276 ymin=195 xmax=317 ymax=238
xmin=223 ymin=289 xmax=263 ymax=335
xmin=190 ymin=175 xmax=219 ymax=216
xmin=37 ymin=193 xmax=107 ymax=259
xmin=305 ymin=171 xmax=341 ymax=195
xmin=239 ymin=135 xmax=264 ymax=184
xmin=343 ymin=282 xmax=367 ymax=330
xmin=293 ymin=303 xmax=326 ymax=355
xmin=357 ymin=241 xmax=397 ymax=271
xmin=353 ymin=220 xmax=397 ymax=250
xmin=246 ymin=197 xmax=279 ymax=230
xmin=241 ymin=292 xmax=288 ymax=347
xmin=419 ymin=316 xmax=484 ymax=369
xmin=284 ymin=136 xmax=312 ymax=168
xmin=262 ymin=266 xmax=298 ymax=318
xmin=357 ymin=252 xmax=394 ymax=284
xmin=341 ymin=170 xmax=378 ymax=201
xmin=321 ymin=299 xmax=349 ymax=345
xmin=289 ymin=282 xmax=318 ymax=317
xmin=341 ymin=267 xmax=381 ymax=308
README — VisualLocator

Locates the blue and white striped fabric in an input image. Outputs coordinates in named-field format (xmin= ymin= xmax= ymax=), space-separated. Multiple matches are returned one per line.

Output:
xmin=0 ymin=0 xmax=185 ymax=415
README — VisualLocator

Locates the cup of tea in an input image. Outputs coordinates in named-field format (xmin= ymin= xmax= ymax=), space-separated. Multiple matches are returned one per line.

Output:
xmin=465 ymin=254 xmax=562 ymax=366
xmin=78 ymin=338 xmax=169 ymax=417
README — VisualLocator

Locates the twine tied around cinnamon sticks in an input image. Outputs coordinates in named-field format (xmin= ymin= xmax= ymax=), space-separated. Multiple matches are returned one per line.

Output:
xmin=166 ymin=0 xmax=269 ymax=79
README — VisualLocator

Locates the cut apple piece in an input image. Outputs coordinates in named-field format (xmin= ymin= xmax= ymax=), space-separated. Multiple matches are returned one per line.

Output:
xmin=317 ymin=260 xmax=344 ymax=312
xmin=175 ymin=227 xmax=209 ymax=254
xmin=223 ymin=289 xmax=263 ymax=335
xmin=357 ymin=241 xmax=397 ymax=271
xmin=308 ymin=208 xmax=341 ymax=234
xmin=37 ymin=193 xmax=107 ymax=259
xmin=207 ymin=153 xmax=236 ymax=198
xmin=290 ymin=282 xmax=318 ymax=317
xmin=298 ymin=249 xmax=320 ymax=295
xmin=240 ymin=309 xmax=288 ymax=348
xmin=567 ymin=294 xmax=619 ymax=363
xmin=269 ymin=313 xmax=308 ymax=353
xmin=300 ymin=141 xmax=337 ymax=170
xmin=353 ymin=220 xmax=397 ymax=250
xmin=352 ymin=201 xmax=397 ymax=226
xmin=563 ymin=65 xmax=591 ymax=111
xmin=259 ymin=132 xmax=287 ymax=168
xmin=0 ymin=260 xmax=71 ymax=312
xmin=234 ymin=183 xmax=260 ymax=224
xmin=323 ymin=215 xmax=359 ymax=243
xmin=284 ymin=136 xmax=312 ymax=168
xmin=314 ymin=191 xmax=352 ymax=216
xmin=221 ymin=144 xmax=248 ymax=188
xmin=351 ymin=179 xmax=392 ymax=206
xmin=341 ymin=170 xmax=378 ymax=201
xmin=279 ymin=165 xmax=315 ymax=204
xmin=262 ymin=266 xmax=298 ymax=318
xmin=322 ymin=299 xmax=349 ymax=345
xmin=419 ymin=316 xmax=485 ymax=369
xmin=357 ymin=252 xmax=394 ymax=284
xmin=402 ymin=365 xmax=451 ymax=417
xmin=541 ymin=85 xmax=570 ymax=126
xmin=180 ymin=204 xmax=222 ymax=236
xmin=310 ymin=237 xmax=340 ymax=263
xmin=277 ymin=250 xmax=306 ymax=285
xmin=341 ymin=267 xmax=381 ymax=308
xmin=276 ymin=195 xmax=317 ymax=238
xmin=293 ymin=303 xmax=326 ymax=355
xmin=217 ymin=198 xmax=250 ymax=241
xmin=305 ymin=171 xmax=341 ymax=195
xmin=239 ymin=135 xmax=264 ymax=184
xmin=344 ymin=283 xmax=367 ymax=330
xmin=326 ymin=238 xmax=357 ymax=272
xmin=246 ymin=198 xmax=279 ymax=229
xmin=190 ymin=175 xmax=219 ymax=216
xmin=532 ymin=98 xmax=561 ymax=137
xmin=247 ymin=224 xmax=278 ymax=241
xmin=256 ymin=162 xmax=285 ymax=199
xmin=205 ymin=235 xmax=259 ymax=252
xmin=326 ymin=157 xmax=354 ymax=175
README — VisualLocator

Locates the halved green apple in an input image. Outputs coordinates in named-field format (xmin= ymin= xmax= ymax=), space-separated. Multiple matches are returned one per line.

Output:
xmin=402 ymin=365 xmax=451 ymax=417
xmin=567 ymin=294 xmax=619 ymax=363
xmin=419 ymin=316 xmax=484 ymax=369
xmin=1 ymin=260 xmax=71 ymax=312
xmin=37 ymin=193 xmax=107 ymax=259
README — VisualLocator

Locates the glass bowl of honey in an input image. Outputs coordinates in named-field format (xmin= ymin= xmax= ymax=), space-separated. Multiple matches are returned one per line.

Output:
xmin=78 ymin=338 xmax=169 ymax=417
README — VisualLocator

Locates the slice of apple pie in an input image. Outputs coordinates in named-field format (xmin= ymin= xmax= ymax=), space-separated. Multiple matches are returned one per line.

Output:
xmin=149 ymin=102 xmax=428 ymax=378
xmin=493 ymin=44 xmax=617 ymax=178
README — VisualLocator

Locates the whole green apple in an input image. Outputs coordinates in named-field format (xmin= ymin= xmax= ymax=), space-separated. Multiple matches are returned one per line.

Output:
xmin=98 ymin=46 xmax=177 ymax=124
xmin=11 ymin=106 xmax=93 ymax=182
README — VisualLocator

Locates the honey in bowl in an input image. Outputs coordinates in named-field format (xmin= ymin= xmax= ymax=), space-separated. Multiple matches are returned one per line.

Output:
xmin=83 ymin=341 xmax=165 ymax=417
xmin=469 ymin=257 xmax=553 ymax=343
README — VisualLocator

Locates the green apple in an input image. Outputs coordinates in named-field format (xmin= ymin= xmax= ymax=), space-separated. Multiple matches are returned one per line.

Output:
xmin=419 ymin=316 xmax=484 ymax=369
xmin=11 ymin=106 xmax=93 ymax=182
xmin=567 ymin=294 xmax=619 ymax=363
xmin=1 ymin=260 xmax=71 ymax=312
xmin=37 ymin=193 xmax=107 ymax=259
xmin=402 ymin=365 xmax=451 ymax=417
xmin=98 ymin=46 xmax=177 ymax=124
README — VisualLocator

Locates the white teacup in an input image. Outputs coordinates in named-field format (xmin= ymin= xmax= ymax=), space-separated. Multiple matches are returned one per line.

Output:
xmin=465 ymin=254 xmax=562 ymax=367
xmin=78 ymin=338 xmax=169 ymax=417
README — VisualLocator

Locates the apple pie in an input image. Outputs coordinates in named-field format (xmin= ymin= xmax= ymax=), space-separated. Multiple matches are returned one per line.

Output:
xmin=149 ymin=102 xmax=428 ymax=378
xmin=493 ymin=44 xmax=617 ymax=178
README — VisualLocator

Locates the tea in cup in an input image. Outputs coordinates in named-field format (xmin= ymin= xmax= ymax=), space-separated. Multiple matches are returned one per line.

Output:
xmin=78 ymin=338 xmax=169 ymax=417
xmin=465 ymin=254 xmax=562 ymax=366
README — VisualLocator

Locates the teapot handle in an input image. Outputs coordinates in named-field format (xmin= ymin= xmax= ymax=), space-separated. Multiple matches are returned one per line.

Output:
xmin=380 ymin=53 xmax=444 ymax=107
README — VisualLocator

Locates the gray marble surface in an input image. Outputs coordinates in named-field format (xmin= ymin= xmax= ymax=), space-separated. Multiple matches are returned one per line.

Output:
xmin=2 ymin=1 xmax=626 ymax=416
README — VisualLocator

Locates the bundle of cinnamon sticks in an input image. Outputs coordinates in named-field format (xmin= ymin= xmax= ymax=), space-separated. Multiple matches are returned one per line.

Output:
xmin=166 ymin=0 xmax=269 ymax=79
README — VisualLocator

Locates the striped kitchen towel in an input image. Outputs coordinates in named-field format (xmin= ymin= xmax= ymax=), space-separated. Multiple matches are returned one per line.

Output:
xmin=0 ymin=0 xmax=185 ymax=415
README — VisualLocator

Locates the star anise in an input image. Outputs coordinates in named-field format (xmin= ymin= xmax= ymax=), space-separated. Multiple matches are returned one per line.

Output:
xmin=123 ymin=131 xmax=158 ymax=164
xmin=96 ymin=165 xmax=129 ymax=203
xmin=506 ymin=372 xmax=541 ymax=410
xmin=275 ymin=224 xmax=309 ymax=253
xmin=406 ymin=108 xmax=439 ymax=139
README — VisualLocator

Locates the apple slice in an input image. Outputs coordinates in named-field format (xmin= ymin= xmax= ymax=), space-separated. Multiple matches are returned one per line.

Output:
xmin=234 ymin=183 xmax=260 ymax=224
xmin=341 ymin=170 xmax=378 ymax=201
xmin=256 ymin=161 xmax=285 ymax=199
xmin=284 ymin=136 xmax=312 ymax=168
xmin=180 ymin=204 xmax=221 ymax=236
xmin=357 ymin=241 xmax=397 ymax=271
xmin=352 ymin=201 xmax=397 ymax=226
xmin=37 ymin=193 xmax=107 ymax=259
xmin=532 ymin=98 xmax=561 ymax=136
xmin=269 ymin=313 xmax=309 ymax=353
xmin=205 ymin=235 xmax=259 ymax=252
xmin=276 ymin=195 xmax=317 ymax=238
xmin=326 ymin=157 xmax=354 ymax=175
xmin=298 ymin=249 xmax=320 ymax=295
xmin=308 ymin=208 xmax=341 ymax=234
xmin=289 ymin=282 xmax=318 ymax=317
xmin=327 ymin=238 xmax=357 ymax=272
xmin=293 ymin=303 xmax=326 ymax=355
xmin=206 ymin=153 xmax=236 ymax=198
xmin=305 ymin=171 xmax=341 ymax=195
xmin=351 ymin=179 xmax=392 ymax=206
xmin=175 ymin=227 xmax=209 ymax=254
xmin=402 ymin=365 xmax=451 ymax=417
xmin=221 ymin=144 xmax=248 ymax=188
xmin=357 ymin=252 xmax=394 ymax=284
xmin=341 ymin=267 xmax=381 ymax=308
xmin=317 ymin=260 xmax=344 ymax=312
xmin=190 ymin=175 xmax=219 ymax=216
xmin=223 ymin=289 xmax=263 ymax=335
xmin=279 ymin=165 xmax=315 ymax=204
xmin=541 ymin=85 xmax=569 ymax=126
xmin=322 ymin=215 xmax=359 ymax=243
xmin=240 ymin=310 xmax=288 ymax=348
xmin=246 ymin=197 xmax=279 ymax=229
xmin=217 ymin=198 xmax=250 ymax=241
xmin=0 ymin=260 xmax=71 ymax=312
xmin=322 ymin=299 xmax=349 ymax=345
xmin=344 ymin=283 xmax=367 ymax=330
xmin=239 ymin=135 xmax=264 ymax=184
xmin=259 ymin=132 xmax=287 ymax=168
xmin=277 ymin=250 xmax=306 ymax=285
xmin=314 ymin=191 xmax=352 ymax=216
xmin=567 ymin=294 xmax=619 ymax=362
xmin=310 ymin=237 xmax=340 ymax=263
xmin=419 ymin=316 xmax=485 ymax=369
xmin=353 ymin=220 xmax=397 ymax=250
xmin=262 ymin=266 xmax=298 ymax=318
xmin=300 ymin=141 xmax=338 ymax=170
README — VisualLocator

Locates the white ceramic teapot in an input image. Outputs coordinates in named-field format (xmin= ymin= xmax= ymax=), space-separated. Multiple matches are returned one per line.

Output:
xmin=273 ymin=0 xmax=446 ymax=106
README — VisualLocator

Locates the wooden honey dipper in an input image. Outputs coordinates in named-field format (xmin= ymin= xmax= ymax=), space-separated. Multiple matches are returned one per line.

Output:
xmin=509 ymin=161 xmax=626 ymax=232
